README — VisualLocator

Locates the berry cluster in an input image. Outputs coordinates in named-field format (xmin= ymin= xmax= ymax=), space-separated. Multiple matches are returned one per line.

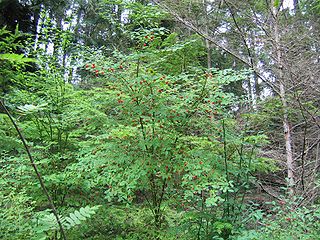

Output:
xmin=83 ymin=63 xmax=124 ymax=77
xmin=142 ymin=32 xmax=155 ymax=47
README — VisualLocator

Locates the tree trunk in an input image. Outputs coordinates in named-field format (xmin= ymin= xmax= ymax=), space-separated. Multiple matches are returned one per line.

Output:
xmin=203 ymin=0 xmax=212 ymax=70
xmin=272 ymin=0 xmax=295 ymax=196
xmin=205 ymin=31 xmax=212 ymax=70
xmin=293 ymin=0 xmax=300 ymax=13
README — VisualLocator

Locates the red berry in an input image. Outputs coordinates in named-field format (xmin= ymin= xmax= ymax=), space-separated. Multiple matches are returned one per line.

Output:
xmin=279 ymin=200 xmax=286 ymax=205
xmin=192 ymin=176 xmax=197 ymax=180
xmin=145 ymin=35 xmax=148 ymax=39
xmin=199 ymin=161 xmax=203 ymax=164
xmin=85 ymin=64 xmax=89 ymax=68
xmin=143 ymin=43 xmax=147 ymax=46
xmin=92 ymin=64 xmax=95 ymax=68
xmin=119 ymin=65 xmax=123 ymax=69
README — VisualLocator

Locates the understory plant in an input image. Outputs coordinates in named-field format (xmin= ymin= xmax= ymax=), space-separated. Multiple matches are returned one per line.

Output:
xmin=237 ymin=200 xmax=320 ymax=240
xmin=71 ymin=28 xmax=277 ymax=239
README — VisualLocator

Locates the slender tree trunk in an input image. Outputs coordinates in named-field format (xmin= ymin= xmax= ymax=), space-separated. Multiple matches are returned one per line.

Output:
xmin=272 ymin=0 xmax=295 ymax=196
xmin=203 ymin=0 xmax=212 ymax=70
xmin=280 ymin=84 xmax=295 ymax=195
xmin=205 ymin=31 xmax=212 ymax=69
xmin=293 ymin=0 xmax=300 ymax=13
xmin=312 ymin=135 xmax=320 ymax=203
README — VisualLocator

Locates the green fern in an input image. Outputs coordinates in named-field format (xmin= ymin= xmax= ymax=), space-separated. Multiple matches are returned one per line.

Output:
xmin=63 ymin=205 xmax=100 ymax=229
xmin=39 ymin=205 xmax=100 ymax=232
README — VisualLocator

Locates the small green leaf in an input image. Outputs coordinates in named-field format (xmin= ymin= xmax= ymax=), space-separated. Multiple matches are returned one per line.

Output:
xmin=74 ymin=210 xmax=86 ymax=221
xmin=0 ymin=53 xmax=35 ymax=63
xmin=69 ymin=213 xmax=81 ymax=225
xmin=65 ymin=216 xmax=76 ymax=226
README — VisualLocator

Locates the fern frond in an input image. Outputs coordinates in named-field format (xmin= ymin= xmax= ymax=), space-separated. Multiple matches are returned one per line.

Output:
xmin=38 ymin=205 xmax=100 ymax=231
xmin=63 ymin=205 xmax=101 ymax=229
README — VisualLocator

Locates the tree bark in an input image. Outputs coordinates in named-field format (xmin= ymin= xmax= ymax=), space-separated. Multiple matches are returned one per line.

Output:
xmin=271 ymin=0 xmax=295 ymax=196
xmin=203 ymin=0 xmax=212 ymax=70
xmin=293 ymin=0 xmax=300 ymax=13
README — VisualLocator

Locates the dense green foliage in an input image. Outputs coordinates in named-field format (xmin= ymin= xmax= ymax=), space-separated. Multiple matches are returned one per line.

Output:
xmin=1 ymin=0 xmax=319 ymax=239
